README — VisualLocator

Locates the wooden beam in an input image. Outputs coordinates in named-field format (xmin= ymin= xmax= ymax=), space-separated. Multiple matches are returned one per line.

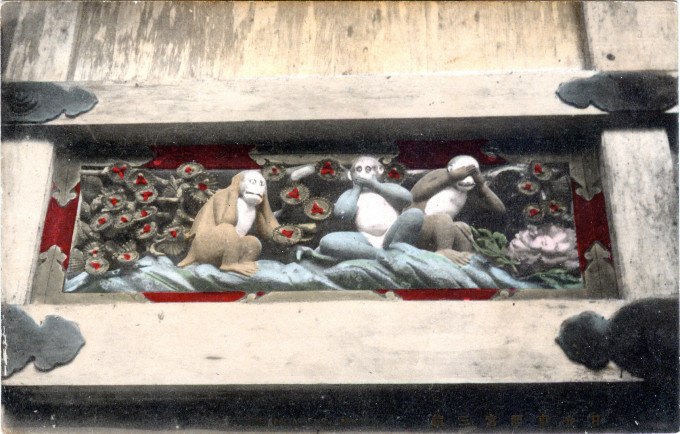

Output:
xmin=1 ymin=141 xmax=55 ymax=305
xmin=2 ymin=300 xmax=637 ymax=386
xmin=600 ymin=129 xmax=679 ymax=299
xmin=42 ymin=72 xmax=609 ymax=127
xmin=60 ymin=1 xmax=585 ymax=82
xmin=1 ymin=2 xmax=81 ymax=82
xmin=582 ymin=2 xmax=678 ymax=72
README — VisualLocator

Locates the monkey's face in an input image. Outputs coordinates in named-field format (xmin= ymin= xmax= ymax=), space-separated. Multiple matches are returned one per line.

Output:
xmin=455 ymin=177 xmax=476 ymax=192
xmin=447 ymin=155 xmax=479 ymax=192
xmin=350 ymin=157 xmax=384 ymax=181
xmin=239 ymin=171 xmax=266 ymax=206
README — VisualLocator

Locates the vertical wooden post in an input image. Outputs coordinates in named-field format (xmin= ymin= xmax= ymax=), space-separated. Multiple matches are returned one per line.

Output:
xmin=1 ymin=141 xmax=56 ymax=304
xmin=600 ymin=129 xmax=679 ymax=299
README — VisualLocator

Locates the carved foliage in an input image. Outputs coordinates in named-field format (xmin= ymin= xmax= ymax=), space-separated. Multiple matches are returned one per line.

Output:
xmin=52 ymin=154 xmax=82 ymax=206
xmin=570 ymin=150 xmax=602 ymax=201
xmin=584 ymin=241 xmax=618 ymax=298
xmin=31 ymin=245 xmax=67 ymax=303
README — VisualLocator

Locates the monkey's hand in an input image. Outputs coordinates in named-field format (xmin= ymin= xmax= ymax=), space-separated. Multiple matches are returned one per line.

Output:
xmin=447 ymin=164 xmax=477 ymax=181
xmin=470 ymin=167 xmax=484 ymax=186
xmin=353 ymin=176 xmax=377 ymax=190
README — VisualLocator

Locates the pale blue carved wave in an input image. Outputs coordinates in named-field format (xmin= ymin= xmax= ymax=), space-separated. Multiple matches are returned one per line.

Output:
xmin=64 ymin=243 xmax=539 ymax=293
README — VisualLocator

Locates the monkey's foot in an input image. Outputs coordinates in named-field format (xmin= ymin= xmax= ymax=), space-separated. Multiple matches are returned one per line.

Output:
xmin=219 ymin=261 xmax=259 ymax=276
xmin=177 ymin=256 xmax=196 ymax=267
xmin=436 ymin=249 xmax=473 ymax=266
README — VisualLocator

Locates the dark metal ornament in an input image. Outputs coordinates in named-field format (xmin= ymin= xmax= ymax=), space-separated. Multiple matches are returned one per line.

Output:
xmin=1 ymin=82 xmax=98 ymax=124
xmin=1 ymin=305 xmax=86 ymax=378
xmin=557 ymin=71 xmax=678 ymax=112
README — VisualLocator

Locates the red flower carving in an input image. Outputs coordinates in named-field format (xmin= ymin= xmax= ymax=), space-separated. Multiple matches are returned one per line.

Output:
xmin=135 ymin=174 xmax=147 ymax=185
xmin=98 ymin=217 xmax=107 ymax=225
xmin=320 ymin=161 xmax=334 ymax=175
xmin=112 ymin=166 xmax=127 ymax=178
xmin=529 ymin=208 xmax=540 ymax=217
xmin=143 ymin=224 xmax=151 ymax=233
xmin=524 ymin=183 xmax=532 ymax=191
xmin=287 ymin=188 xmax=300 ymax=199
xmin=185 ymin=167 xmax=192 ymax=174
xmin=197 ymin=183 xmax=207 ymax=191
xmin=140 ymin=210 xmax=148 ymax=217
xmin=388 ymin=169 xmax=401 ymax=179
xmin=120 ymin=216 xmax=128 ymax=223
xmin=123 ymin=254 xmax=131 ymax=260
xmin=170 ymin=230 xmax=178 ymax=237
xmin=534 ymin=163 xmax=543 ymax=174
xmin=311 ymin=203 xmax=324 ymax=214
xmin=91 ymin=262 xmax=101 ymax=270
xmin=281 ymin=230 xmax=294 ymax=238
xmin=141 ymin=191 xmax=154 ymax=201
xmin=550 ymin=204 xmax=560 ymax=212
xmin=91 ymin=250 xmax=98 ymax=255
xmin=272 ymin=167 xmax=279 ymax=174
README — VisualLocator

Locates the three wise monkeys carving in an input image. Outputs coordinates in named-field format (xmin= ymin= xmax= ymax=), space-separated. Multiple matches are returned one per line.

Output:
xmin=180 ymin=155 xmax=506 ymax=275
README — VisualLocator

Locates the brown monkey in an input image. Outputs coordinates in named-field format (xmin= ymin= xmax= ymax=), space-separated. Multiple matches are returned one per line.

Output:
xmin=178 ymin=171 xmax=279 ymax=276
xmin=411 ymin=155 xmax=505 ymax=265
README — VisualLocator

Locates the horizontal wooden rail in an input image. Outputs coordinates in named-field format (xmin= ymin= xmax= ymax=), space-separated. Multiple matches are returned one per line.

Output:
xmin=3 ymin=300 xmax=637 ymax=386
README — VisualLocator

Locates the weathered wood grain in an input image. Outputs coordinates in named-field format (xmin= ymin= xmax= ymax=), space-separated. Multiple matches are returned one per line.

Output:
xmin=422 ymin=2 xmax=585 ymax=71
xmin=62 ymin=1 xmax=585 ymax=83
xmin=45 ymin=71 xmax=607 ymax=127
xmin=3 ymin=300 xmax=637 ymax=386
xmin=600 ymin=129 xmax=679 ymax=299
xmin=583 ymin=2 xmax=678 ymax=71
xmin=1 ymin=141 xmax=55 ymax=305
xmin=2 ymin=2 xmax=80 ymax=81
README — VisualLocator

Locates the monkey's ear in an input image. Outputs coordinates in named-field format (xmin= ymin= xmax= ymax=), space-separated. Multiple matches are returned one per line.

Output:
xmin=347 ymin=171 xmax=353 ymax=181
xmin=378 ymin=166 xmax=384 ymax=175
xmin=230 ymin=173 xmax=244 ymax=189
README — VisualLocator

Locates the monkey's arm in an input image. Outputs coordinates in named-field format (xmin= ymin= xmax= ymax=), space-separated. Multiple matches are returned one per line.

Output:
xmin=410 ymin=169 xmax=451 ymax=202
xmin=365 ymin=179 xmax=413 ymax=210
xmin=470 ymin=172 xmax=506 ymax=214
xmin=334 ymin=185 xmax=362 ymax=220
xmin=214 ymin=188 xmax=238 ymax=224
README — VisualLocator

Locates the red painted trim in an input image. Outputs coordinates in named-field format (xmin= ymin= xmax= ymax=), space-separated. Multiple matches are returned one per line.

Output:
xmin=395 ymin=140 xmax=506 ymax=169
xmin=142 ymin=292 xmax=246 ymax=303
xmin=39 ymin=184 xmax=80 ymax=269
xmin=376 ymin=288 xmax=500 ymax=301
xmin=144 ymin=145 xmax=260 ymax=170
xmin=571 ymin=183 xmax=613 ymax=273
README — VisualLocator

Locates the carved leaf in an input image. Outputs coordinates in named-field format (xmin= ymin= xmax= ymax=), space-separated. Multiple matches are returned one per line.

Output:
xmin=584 ymin=242 xmax=618 ymax=298
xmin=31 ymin=245 xmax=67 ymax=303
xmin=52 ymin=155 xmax=82 ymax=206
xmin=569 ymin=150 xmax=602 ymax=201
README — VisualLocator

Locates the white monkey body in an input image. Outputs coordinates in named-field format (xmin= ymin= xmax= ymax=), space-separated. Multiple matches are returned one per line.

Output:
xmin=424 ymin=187 xmax=469 ymax=218
xmin=355 ymin=191 xmax=399 ymax=247
xmin=235 ymin=197 xmax=257 ymax=236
